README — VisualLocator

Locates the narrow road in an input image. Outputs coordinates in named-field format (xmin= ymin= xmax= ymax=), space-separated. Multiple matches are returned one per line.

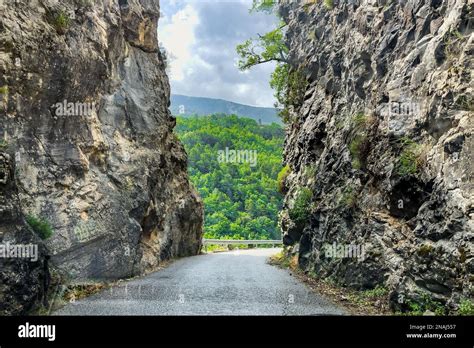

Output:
xmin=54 ymin=248 xmax=345 ymax=315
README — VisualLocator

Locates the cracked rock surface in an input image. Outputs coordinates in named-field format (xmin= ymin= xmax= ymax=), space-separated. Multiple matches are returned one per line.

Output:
xmin=279 ymin=0 xmax=473 ymax=311
xmin=0 ymin=0 xmax=203 ymax=313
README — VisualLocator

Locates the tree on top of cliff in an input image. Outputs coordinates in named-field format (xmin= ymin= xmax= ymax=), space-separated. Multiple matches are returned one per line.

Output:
xmin=236 ymin=25 xmax=288 ymax=70
xmin=236 ymin=0 xmax=305 ymax=124
xmin=237 ymin=0 xmax=287 ymax=70
xmin=250 ymin=0 xmax=277 ymax=13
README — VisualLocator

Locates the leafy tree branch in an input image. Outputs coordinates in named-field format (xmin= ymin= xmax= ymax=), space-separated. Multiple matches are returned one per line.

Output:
xmin=236 ymin=1 xmax=308 ymax=124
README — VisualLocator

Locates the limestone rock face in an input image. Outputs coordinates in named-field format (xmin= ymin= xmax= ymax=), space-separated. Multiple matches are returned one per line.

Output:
xmin=279 ymin=0 xmax=472 ymax=311
xmin=0 ymin=0 xmax=203 ymax=313
xmin=0 ymin=152 xmax=51 ymax=315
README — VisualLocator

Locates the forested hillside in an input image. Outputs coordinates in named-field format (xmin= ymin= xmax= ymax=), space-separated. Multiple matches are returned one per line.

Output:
xmin=171 ymin=94 xmax=282 ymax=125
xmin=175 ymin=115 xmax=284 ymax=240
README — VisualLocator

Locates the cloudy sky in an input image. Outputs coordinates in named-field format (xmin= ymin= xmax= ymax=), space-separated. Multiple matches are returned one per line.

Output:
xmin=158 ymin=0 xmax=279 ymax=107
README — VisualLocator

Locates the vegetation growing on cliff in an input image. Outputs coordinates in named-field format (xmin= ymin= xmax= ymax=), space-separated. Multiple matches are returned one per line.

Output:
xmin=288 ymin=187 xmax=313 ymax=224
xmin=26 ymin=215 xmax=53 ymax=240
xmin=395 ymin=137 xmax=427 ymax=176
xmin=47 ymin=10 xmax=70 ymax=35
xmin=175 ymin=115 xmax=284 ymax=240
xmin=349 ymin=135 xmax=368 ymax=170
xmin=348 ymin=113 xmax=374 ymax=170
xmin=458 ymin=298 xmax=474 ymax=315
xmin=237 ymin=0 xmax=307 ymax=123
xmin=277 ymin=165 xmax=291 ymax=194
xmin=323 ymin=0 xmax=334 ymax=10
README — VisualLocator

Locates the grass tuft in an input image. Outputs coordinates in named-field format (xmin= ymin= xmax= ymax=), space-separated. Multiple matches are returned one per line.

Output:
xmin=277 ymin=165 xmax=291 ymax=194
xmin=48 ymin=10 xmax=70 ymax=34
xmin=323 ymin=0 xmax=334 ymax=10
xmin=458 ymin=298 xmax=474 ymax=315
xmin=26 ymin=215 xmax=54 ymax=240
xmin=288 ymin=187 xmax=313 ymax=224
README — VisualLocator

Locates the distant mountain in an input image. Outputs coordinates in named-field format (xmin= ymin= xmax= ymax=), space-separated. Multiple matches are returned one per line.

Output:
xmin=170 ymin=94 xmax=282 ymax=125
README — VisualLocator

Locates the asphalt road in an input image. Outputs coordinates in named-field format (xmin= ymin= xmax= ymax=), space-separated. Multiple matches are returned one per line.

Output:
xmin=54 ymin=248 xmax=346 ymax=315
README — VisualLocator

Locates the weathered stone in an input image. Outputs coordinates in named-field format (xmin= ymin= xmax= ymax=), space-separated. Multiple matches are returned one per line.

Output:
xmin=279 ymin=0 xmax=473 ymax=311
xmin=0 ymin=152 xmax=51 ymax=315
xmin=0 ymin=0 xmax=203 ymax=313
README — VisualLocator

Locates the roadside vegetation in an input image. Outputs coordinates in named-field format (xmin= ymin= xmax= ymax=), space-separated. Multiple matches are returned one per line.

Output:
xmin=268 ymin=250 xmax=472 ymax=315
xmin=268 ymin=250 xmax=391 ymax=315
xmin=288 ymin=188 xmax=313 ymax=224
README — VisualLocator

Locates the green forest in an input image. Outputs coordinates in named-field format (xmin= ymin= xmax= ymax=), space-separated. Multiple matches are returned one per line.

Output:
xmin=175 ymin=114 xmax=284 ymax=240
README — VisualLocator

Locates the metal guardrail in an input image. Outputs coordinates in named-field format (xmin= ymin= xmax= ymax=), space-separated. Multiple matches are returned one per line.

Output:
xmin=203 ymin=239 xmax=283 ymax=245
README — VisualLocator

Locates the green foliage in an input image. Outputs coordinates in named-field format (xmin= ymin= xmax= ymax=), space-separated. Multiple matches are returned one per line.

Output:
xmin=237 ymin=0 xmax=285 ymax=70
xmin=324 ymin=0 xmax=334 ymax=9
xmin=417 ymin=244 xmax=433 ymax=257
xmin=250 ymin=0 xmax=277 ymax=13
xmin=451 ymin=29 xmax=463 ymax=40
xmin=63 ymin=282 xmax=108 ymax=303
xmin=26 ymin=215 xmax=53 ymax=240
xmin=349 ymin=134 xmax=368 ymax=170
xmin=271 ymin=66 xmax=308 ymax=123
xmin=349 ymin=113 xmax=372 ymax=170
xmin=289 ymin=187 xmax=313 ymax=224
xmin=0 ymin=86 xmax=8 ymax=95
xmin=269 ymin=64 xmax=289 ymax=114
xmin=237 ymin=1 xmax=310 ymax=125
xmin=398 ymin=149 xmax=418 ymax=175
xmin=175 ymin=115 xmax=284 ymax=240
xmin=352 ymin=113 xmax=369 ymax=127
xmin=444 ymin=29 xmax=465 ymax=63
xmin=277 ymin=165 xmax=291 ymax=194
xmin=49 ymin=10 xmax=70 ymax=34
xmin=458 ymin=298 xmax=474 ymax=315
xmin=361 ymin=285 xmax=388 ymax=299
xmin=268 ymin=249 xmax=292 ymax=268
xmin=236 ymin=23 xmax=288 ymax=71
xmin=348 ymin=285 xmax=389 ymax=308
xmin=405 ymin=293 xmax=446 ymax=315
xmin=204 ymin=243 xmax=261 ymax=253
xmin=0 ymin=139 xmax=8 ymax=149
xmin=203 ymin=244 xmax=228 ymax=253
xmin=303 ymin=164 xmax=317 ymax=178
xmin=396 ymin=137 xmax=425 ymax=176
xmin=340 ymin=185 xmax=357 ymax=208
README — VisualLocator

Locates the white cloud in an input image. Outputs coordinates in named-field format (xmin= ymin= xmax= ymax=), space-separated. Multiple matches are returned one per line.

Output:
xmin=158 ymin=1 xmax=278 ymax=107
xmin=159 ymin=4 xmax=201 ymax=81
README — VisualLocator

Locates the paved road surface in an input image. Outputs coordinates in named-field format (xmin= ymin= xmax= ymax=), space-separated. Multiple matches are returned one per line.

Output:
xmin=54 ymin=248 xmax=345 ymax=315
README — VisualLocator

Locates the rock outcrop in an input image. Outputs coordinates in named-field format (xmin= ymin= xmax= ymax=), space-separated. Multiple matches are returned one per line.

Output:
xmin=0 ymin=0 xmax=203 ymax=314
xmin=0 ymin=152 xmax=52 ymax=315
xmin=279 ymin=0 xmax=473 ymax=312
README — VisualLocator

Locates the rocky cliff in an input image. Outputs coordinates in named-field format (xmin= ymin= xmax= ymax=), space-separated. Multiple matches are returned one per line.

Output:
xmin=0 ymin=153 xmax=52 ymax=315
xmin=0 ymin=0 xmax=203 ymax=314
xmin=279 ymin=0 xmax=473 ymax=312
